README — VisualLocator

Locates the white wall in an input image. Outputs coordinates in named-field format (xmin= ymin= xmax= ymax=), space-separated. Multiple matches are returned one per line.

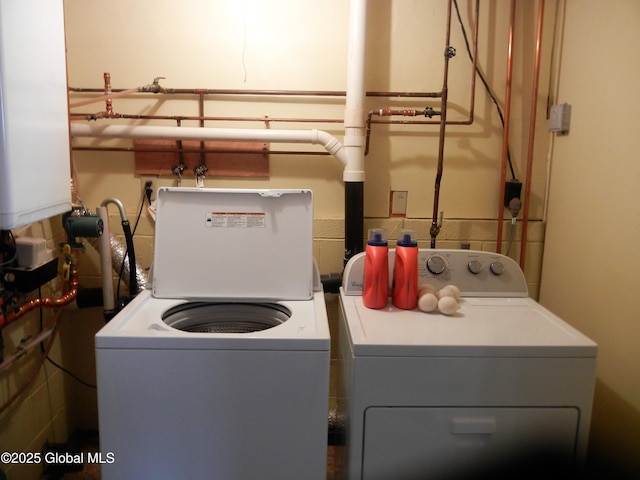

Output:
xmin=539 ymin=0 xmax=640 ymax=476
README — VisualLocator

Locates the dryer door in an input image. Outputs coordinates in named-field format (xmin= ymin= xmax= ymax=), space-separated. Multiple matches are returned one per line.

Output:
xmin=362 ymin=407 xmax=579 ymax=480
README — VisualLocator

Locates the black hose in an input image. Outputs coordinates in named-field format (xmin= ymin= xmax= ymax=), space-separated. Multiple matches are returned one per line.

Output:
xmin=320 ymin=272 xmax=343 ymax=294
xmin=121 ymin=220 xmax=137 ymax=296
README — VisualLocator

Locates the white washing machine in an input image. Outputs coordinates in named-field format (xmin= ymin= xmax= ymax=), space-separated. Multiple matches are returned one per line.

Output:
xmin=339 ymin=249 xmax=597 ymax=480
xmin=95 ymin=188 xmax=330 ymax=480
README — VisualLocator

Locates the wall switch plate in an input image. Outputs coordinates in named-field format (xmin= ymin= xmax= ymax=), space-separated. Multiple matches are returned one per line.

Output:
xmin=549 ymin=103 xmax=572 ymax=134
xmin=390 ymin=191 xmax=408 ymax=216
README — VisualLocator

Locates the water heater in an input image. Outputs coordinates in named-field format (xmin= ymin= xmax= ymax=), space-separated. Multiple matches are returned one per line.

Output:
xmin=0 ymin=0 xmax=71 ymax=229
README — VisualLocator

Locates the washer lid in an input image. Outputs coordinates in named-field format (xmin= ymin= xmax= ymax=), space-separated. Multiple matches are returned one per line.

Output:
xmin=153 ymin=188 xmax=313 ymax=300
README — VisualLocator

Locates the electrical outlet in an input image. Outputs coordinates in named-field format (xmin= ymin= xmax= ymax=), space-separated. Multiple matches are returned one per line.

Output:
xmin=503 ymin=179 xmax=522 ymax=208
xmin=139 ymin=175 xmax=155 ymax=190
xmin=139 ymin=175 xmax=156 ymax=202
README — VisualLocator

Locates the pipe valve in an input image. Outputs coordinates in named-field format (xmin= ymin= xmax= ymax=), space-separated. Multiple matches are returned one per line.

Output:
xmin=422 ymin=107 xmax=437 ymax=118
xmin=141 ymin=77 xmax=167 ymax=94
xmin=194 ymin=164 xmax=208 ymax=177
xmin=430 ymin=211 xmax=444 ymax=248
xmin=15 ymin=335 xmax=32 ymax=359
xmin=172 ymin=163 xmax=186 ymax=179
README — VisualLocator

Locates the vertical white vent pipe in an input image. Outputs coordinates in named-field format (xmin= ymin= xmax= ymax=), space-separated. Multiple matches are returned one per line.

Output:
xmin=342 ymin=0 xmax=368 ymax=262
xmin=343 ymin=0 xmax=367 ymax=184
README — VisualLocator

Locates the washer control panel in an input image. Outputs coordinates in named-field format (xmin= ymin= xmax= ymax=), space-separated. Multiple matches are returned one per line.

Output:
xmin=342 ymin=249 xmax=528 ymax=297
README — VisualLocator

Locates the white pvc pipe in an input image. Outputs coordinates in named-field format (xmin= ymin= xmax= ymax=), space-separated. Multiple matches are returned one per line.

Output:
xmin=343 ymin=0 xmax=368 ymax=182
xmin=70 ymin=123 xmax=348 ymax=167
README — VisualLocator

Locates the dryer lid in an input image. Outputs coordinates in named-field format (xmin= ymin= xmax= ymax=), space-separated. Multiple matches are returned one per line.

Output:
xmin=152 ymin=187 xmax=314 ymax=300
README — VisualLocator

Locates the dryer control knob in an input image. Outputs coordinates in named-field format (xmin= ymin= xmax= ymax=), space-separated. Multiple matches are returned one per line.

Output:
xmin=426 ymin=255 xmax=447 ymax=275
xmin=490 ymin=261 xmax=506 ymax=275
xmin=467 ymin=259 xmax=483 ymax=274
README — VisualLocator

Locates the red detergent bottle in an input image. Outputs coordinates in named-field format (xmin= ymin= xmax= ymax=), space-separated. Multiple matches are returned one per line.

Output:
xmin=392 ymin=229 xmax=418 ymax=309
xmin=363 ymin=228 xmax=389 ymax=309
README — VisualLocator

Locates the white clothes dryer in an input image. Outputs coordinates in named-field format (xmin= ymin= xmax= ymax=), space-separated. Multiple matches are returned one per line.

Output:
xmin=95 ymin=188 xmax=330 ymax=480
xmin=339 ymin=249 xmax=597 ymax=480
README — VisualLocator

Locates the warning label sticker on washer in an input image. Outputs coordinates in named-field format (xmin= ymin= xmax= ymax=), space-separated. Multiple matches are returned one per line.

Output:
xmin=206 ymin=212 xmax=266 ymax=228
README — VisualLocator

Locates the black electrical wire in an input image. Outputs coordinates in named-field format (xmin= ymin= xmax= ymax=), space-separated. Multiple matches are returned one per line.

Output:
xmin=453 ymin=0 xmax=518 ymax=181
xmin=46 ymin=356 xmax=97 ymax=389
xmin=37 ymin=289 xmax=97 ymax=389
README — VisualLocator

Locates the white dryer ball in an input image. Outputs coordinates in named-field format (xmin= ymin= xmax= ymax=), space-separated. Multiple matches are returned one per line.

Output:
xmin=442 ymin=284 xmax=461 ymax=301
xmin=418 ymin=292 xmax=438 ymax=313
xmin=438 ymin=296 xmax=459 ymax=316
xmin=418 ymin=283 xmax=436 ymax=296
xmin=437 ymin=286 xmax=456 ymax=299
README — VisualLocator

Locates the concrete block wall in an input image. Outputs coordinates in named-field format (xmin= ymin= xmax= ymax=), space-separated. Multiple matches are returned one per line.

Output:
xmin=0 ymin=218 xmax=73 ymax=480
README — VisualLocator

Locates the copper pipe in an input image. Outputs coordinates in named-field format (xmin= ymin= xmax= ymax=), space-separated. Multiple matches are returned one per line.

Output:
xmin=430 ymin=0 xmax=454 ymax=248
xmin=175 ymin=119 xmax=186 ymax=174
xmin=69 ymin=84 xmax=445 ymax=127
xmin=70 ymin=113 xmax=343 ymax=124
xmin=369 ymin=119 xmax=473 ymax=126
xmin=69 ymin=86 xmax=443 ymax=99
xmin=68 ymin=87 xmax=142 ymax=109
xmin=365 ymin=108 xmax=440 ymax=155
xmin=364 ymin=0 xmax=479 ymax=155
xmin=520 ymin=0 xmax=545 ymax=270
xmin=68 ymin=75 xmax=165 ymax=108
xmin=467 ymin=0 xmax=480 ymax=125
xmin=78 ymin=73 xmax=124 ymax=121
xmin=0 ymin=253 xmax=79 ymax=329
xmin=70 ymin=22 xmax=480 ymax=130
xmin=70 ymin=111 xmax=458 ymax=127
xmin=69 ymin=2 xmax=481 ymax=130
xmin=103 ymin=73 xmax=114 ymax=118
xmin=496 ymin=0 xmax=517 ymax=254
xmin=198 ymin=93 xmax=206 ymax=171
